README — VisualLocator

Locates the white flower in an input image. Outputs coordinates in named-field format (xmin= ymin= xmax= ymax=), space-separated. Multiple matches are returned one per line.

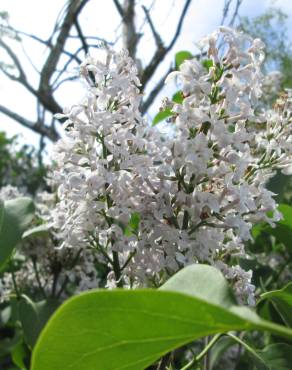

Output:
xmin=49 ymin=29 xmax=292 ymax=305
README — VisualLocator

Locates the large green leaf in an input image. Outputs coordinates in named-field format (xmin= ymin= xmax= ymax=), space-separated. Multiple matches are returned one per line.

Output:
xmin=260 ymin=282 xmax=292 ymax=327
xmin=0 ymin=197 xmax=35 ymax=268
xmin=18 ymin=295 xmax=60 ymax=348
xmin=160 ymin=263 xmax=237 ymax=307
xmin=31 ymin=265 xmax=292 ymax=370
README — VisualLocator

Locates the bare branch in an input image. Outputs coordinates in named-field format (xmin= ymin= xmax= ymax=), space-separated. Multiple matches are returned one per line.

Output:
xmin=0 ymin=25 xmax=51 ymax=47
xmin=141 ymin=65 xmax=172 ymax=114
xmin=220 ymin=0 xmax=232 ymax=25
xmin=0 ymin=39 xmax=27 ymax=81
xmin=52 ymin=75 xmax=78 ymax=92
xmin=68 ymin=34 xmax=112 ymax=43
xmin=140 ymin=0 xmax=192 ymax=88
xmin=168 ymin=0 xmax=192 ymax=50
xmin=0 ymin=39 xmax=36 ymax=95
xmin=113 ymin=0 xmax=124 ymax=17
xmin=52 ymin=44 xmax=100 ymax=88
xmin=0 ymin=105 xmax=59 ymax=142
xmin=38 ymin=0 xmax=89 ymax=99
xmin=1 ymin=25 xmax=86 ymax=66
xmin=75 ymin=19 xmax=88 ymax=54
xmin=229 ymin=0 xmax=243 ymax=26
xmin=142 ymin=5 xmax=163 ymax=48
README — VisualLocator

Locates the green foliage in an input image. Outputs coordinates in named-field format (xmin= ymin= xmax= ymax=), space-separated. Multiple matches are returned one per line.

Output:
xmin=0 ymin=197 xmax=35 ymax=268
xmin=31 ymin=265 xmax=292 ymax=370
xmin=268 ymin=170 xmax=292 ymax=204
xmin=0 ymin=132 xmax=47 ymax=195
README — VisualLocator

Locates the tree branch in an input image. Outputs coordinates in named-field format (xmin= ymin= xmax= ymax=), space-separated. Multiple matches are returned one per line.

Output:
xmin=220 ymin=0 xmax=233 ymax=25
xmin=141 ymin=65 xmax=172 ymax=114
xmin=0 ymin=104 xmax=59 ymax=142
xmin=75 ymin=19 xmax=88 ymax=54
xmin=228 ymin=0 xmax=243 ymax=26
xmin=142 ymin=5 xmax=163 ymax=48
xmin=168 ymin=0 xmax=192 ymax=50
xmin=0 ymin=25 xmax=83 ymax=65
xmin=140 ymin=0 xmax=192 ymax=88
xmin=113 ymin=0 xmax=124 ymax=17
xmin=38 ymin=0 xmax=89 ymax=113
xmin=0 ymin=39 xmax=26 ymax=81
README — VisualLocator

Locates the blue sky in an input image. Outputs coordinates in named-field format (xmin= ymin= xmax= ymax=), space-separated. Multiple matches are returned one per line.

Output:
xmin=0 ymin=0 xmax=291 ymax=151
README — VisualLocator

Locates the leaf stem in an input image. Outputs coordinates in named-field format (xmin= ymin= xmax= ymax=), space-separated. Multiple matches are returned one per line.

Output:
xmin=180 ymin=334 xmax=221 ymax=370
xmin=227 ymin=333 xmax=266 ymax=366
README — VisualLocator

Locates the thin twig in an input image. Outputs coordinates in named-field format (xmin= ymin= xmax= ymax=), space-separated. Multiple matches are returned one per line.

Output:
xmin=140 ymin=0 xmax=192 ymax=88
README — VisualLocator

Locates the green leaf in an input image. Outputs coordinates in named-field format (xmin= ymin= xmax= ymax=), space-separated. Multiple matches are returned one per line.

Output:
xmin=124 ymin=212 xmax=140 ymax=236
xmin=22 ymin=224 xmax=49 ymax=239
xmin=18 ymin=295 xmax=60 ymax=348
xmin=11 ymin=340 xmax=27 ymax=370
xmin=175 ymin=51 xmax=193 ymax=69
xmin=31 ymin=265 xmax=292 ymax=370
xmin=0 ymin=197 xmax=35 ymax=268
xmin=152 ymin=108 xmax=174 ymax=126
xmin=160 ymin=263 xmax=237 ymax=308
xmin=278 ymin=204 xmax=292 ymax=227
xmin=172 ymin=91 xmax=184 ymax=104
xmin=260 ymin=282 xmax=292 ymax=327
xmin=202 ymin=58 xmax=213 ymax=71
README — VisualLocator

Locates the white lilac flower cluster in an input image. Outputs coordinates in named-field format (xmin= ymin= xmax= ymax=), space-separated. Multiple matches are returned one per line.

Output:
xmin=50 ymin=28 xmax=292 ymax=305
xmin=0 ymin=186 xmax=100 ymax=302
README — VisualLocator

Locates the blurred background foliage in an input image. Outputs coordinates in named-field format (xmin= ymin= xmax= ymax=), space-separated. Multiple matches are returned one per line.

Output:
xmin=0 ymin=131 xmax=47 ymax=195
